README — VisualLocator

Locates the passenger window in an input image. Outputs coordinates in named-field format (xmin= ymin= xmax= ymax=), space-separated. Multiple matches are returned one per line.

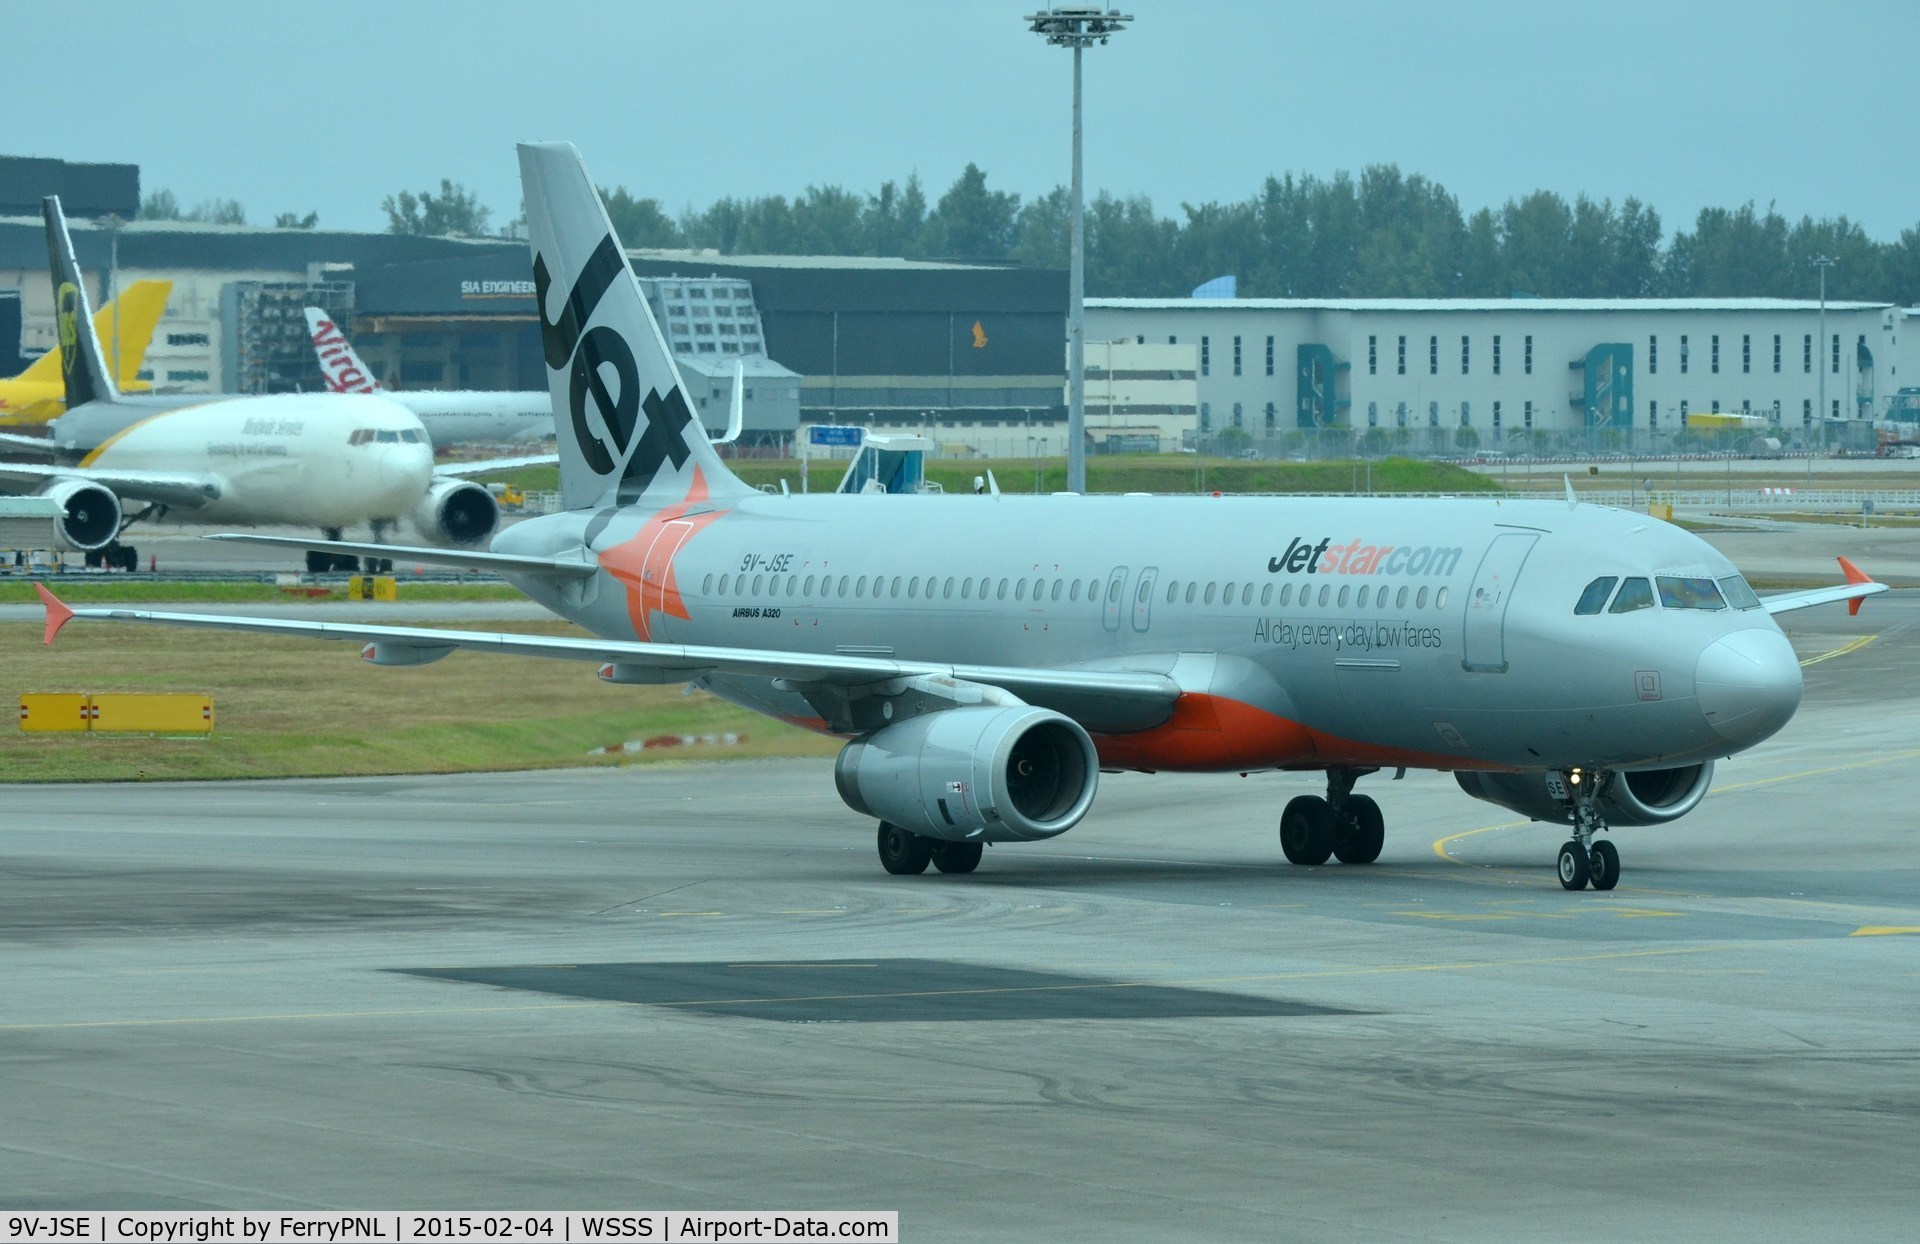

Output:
xmin=1279 ymin=584 xmax=1292 ymax=606
xmin=1436 ymin=587 xmax=1449 ymax=610
xmin=1575 ymin=576 xmax=1618 ymax=615
xmin=1186 ymin=582 xmax=1197 ymax=604
xmin=1396 ymin=586 xmax=1408 ymax=609
xmin=1718 ymin=574 xmax=1762 ymax=610
xmin=717 ymin=574 xmax=730 ymax=596
xmin=1204 ymin=583 xmax=1217 ymax=605
xmin=1033 ymin=578 xmax=1045 ymax=601
xmin=855 ymin=576 xmax=867 ymax=598
xmin=1072 ymin=580 xmax=1084 ymax=602
xmin=1261 ymin=584 xmax=1272 ymax=606
xmin=1089 ymin=578 xmax=1102 ymax=601
xmin=1416 ymin=587 xmax=1429 ymax=608
xmin=1136 ymin=580 xmax=1151 ymax=603
xmin=1658 ymin=576 xmax=1727 ymax=610
xmin=982 ymin=577 xmax=994 ymax=599
xmin=891 ymin=576 xmax=902 ymax=597
xmin=786 ymin=574 xmax=797 ymax=595
xmin=1165 ymin=582 xmax=1177 ymax=604
xmin=837 ymin=575 xmax=850 ymax=597
xmin=1609 ymin=577 xmax=1655 ymax=613
xmin=960 ymin=579 xmax=972 ymax=600
xmin=906 ymin=578 xmax=918 ymax=599
xmin=1015 ymin=580 xmax=1027 ymax=601
xmin=1242 ymin=584 xmax=1254 ymax=606
xmin=1223 ymin=581 xmax=1236 ymax=603
xmin=702 ymin=574 xmax=713 ymax=594
xmin=1108 ymin=579 xmax=1124 ymax=603
xmin=944 ymin=577 xmax=955 ymax=599
xmin=1357 ymin=585 xmax=1370 ymax=608
xmin=998 ymin=579 xmax=1009 ymax=600
xmin=1337 ymin=585 xmax=1350 ymax=607
xmin=1318 ymin=585 xmax=1330 ymax=607
xmin=1052 ymin=581 xmax=1064 ymax=602
xmin=804 ymin=575 xmax=815 ymax=596
xmin=752 ymin=574 xmax=764 ymax=594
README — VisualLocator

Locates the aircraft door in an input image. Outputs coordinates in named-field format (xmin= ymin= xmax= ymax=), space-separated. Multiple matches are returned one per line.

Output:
xmin=1461 ymin=532 xmax=1539 ymax=673
xmin=1132 ymin=566 xmax=1159 ymax=633
xmin=1103 ymin=567 xmax=1130 ymax=633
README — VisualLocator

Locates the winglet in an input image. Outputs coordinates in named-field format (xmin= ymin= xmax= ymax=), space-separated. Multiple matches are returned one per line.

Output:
xmin=1839 ymin=556 xmax=1876 ymax=616
xmin=1564 ymin=475 xmax=1578 ymax=509
xmin=35 ymin=582 xmax=74 ymax=646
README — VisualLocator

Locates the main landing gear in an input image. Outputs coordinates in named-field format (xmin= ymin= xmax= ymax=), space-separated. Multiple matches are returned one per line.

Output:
xmin=1556 ymin=768 xmax=1621 ymax=891
xmin=1280 ymin=767 xmax=1385 ymax=867
xmin=876 ymin=822 xmax=982 ymax=876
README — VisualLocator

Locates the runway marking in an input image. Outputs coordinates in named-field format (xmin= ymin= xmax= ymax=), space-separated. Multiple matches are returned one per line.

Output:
xmin=736 ymin=963 xmax=879 ymax=969
xmin=1799 ymin=634 xmax=1878 ymax=666
xmin=1615 ymin=967 xmax=1769 ymax=975
xmin=0 ymin=944 xmax=1745 ymax=1033
xmin=1850 ymin=926 xmax=1920 ymax=937
xmin=777 ymin=909 xmax=846 ymax=915
xmin=657 ymin=911 xmax=727 ymax=917
xmin=1431 ymin=820 xmax=1528 ymax=861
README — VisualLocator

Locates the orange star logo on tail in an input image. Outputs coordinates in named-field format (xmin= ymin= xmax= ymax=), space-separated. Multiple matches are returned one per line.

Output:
xmin=597 ymin=468 xmax=728 ymax=640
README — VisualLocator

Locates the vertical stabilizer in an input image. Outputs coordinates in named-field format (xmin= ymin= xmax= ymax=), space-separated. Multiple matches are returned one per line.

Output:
xmin=305 ymin=308 xmax=383 ymax=393
xmin=41 ymin=197 xmax=117 ymax=409
xmin=517 ymin=142 xmax=754 ymax=511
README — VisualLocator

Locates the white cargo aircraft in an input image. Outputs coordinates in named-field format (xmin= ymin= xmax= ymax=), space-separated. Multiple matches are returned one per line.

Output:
xmin=304 ymin=308 xmax=555 ymax=447
xmin=0 ymin=197 xmax=552 ymax=571
xmin=37 ymin=144 xmax=1888 ymax=888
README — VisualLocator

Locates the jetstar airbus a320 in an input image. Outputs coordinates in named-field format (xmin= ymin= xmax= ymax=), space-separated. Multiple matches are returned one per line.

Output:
xmin=36 ymin=142 xmax=1887 ymax=889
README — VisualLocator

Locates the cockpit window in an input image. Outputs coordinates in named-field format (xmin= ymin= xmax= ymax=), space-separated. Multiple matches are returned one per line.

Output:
xmin=349 ymin=428 xmax=373 ymax=446
xmin=1717 ymin=574 xmax=1762 ymax=610
xmin=376 ymin=429 xmax=400 ymax=443
xmin=1608 ymin=577 xmax=1655 ymax=613
xmin=1574 ymin=576 xmax=1618 ymax=615
xmin=1657 ymin=576 xmax=1727 ymax=610
xmin=400 ymin=429 xmax=424 ymax=444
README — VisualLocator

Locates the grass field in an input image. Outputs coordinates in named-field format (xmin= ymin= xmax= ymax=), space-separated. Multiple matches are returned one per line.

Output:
xmin=0 ymin=581 xmax=525 ymax=605
xmin=3 ymin=618 xmax=839 ymax=783
xmin=486 ymin=454 xmax=1503 ymax=497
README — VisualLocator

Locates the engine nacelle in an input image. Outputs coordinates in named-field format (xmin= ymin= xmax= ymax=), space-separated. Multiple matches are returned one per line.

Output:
xmin=835 ymin=706 xmax=1099 ymax=843
xmin=410 ymin=479 xmax=498 ymax=548
xmin=1455 ymin=762 xmax=1715 ymax=826
xmin=38 ymin=479 xmax=121 ymax=552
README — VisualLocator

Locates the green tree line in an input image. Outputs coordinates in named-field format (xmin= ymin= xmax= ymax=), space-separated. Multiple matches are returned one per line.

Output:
xmin=144 ymin=163 xmax=1920 ymax=304
xmin=603 ymin=162 xmax=1920 ymax=305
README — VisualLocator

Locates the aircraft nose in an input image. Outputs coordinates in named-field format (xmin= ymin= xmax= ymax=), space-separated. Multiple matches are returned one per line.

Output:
xmin=383 ymin=443 xmax=432 ymax=492
xmin=1696 ymin=628 xmax=1802 ymax=746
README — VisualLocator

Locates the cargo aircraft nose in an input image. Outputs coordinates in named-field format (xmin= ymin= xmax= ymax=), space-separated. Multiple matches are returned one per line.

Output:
xmin=1696 ymin=628 xmax=1802 ymax=746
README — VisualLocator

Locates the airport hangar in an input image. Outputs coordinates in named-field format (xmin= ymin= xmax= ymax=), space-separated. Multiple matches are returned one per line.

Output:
xmin=1086 ymin=297 xmax=1920 ymax=455
xmin=0 ymin=162 xmax=1071 ymax=453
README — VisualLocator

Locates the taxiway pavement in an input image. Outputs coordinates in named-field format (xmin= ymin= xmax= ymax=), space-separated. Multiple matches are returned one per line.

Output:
xmin=2 ymin=598 xmax=1917 ymax=1239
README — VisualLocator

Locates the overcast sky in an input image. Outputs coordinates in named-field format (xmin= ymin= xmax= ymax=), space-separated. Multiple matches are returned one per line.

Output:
xmin=14 ymin=0 xmax=1917 ymax=243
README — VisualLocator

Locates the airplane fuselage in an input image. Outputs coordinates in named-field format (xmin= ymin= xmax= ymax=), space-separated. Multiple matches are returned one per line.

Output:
xmin=493 ymin=490 xmax=1802 ymax=776
xmin=51 ymin=392 xmax=432 ymax=527
xmin=387 ymin=391 xmax=555 ymax=446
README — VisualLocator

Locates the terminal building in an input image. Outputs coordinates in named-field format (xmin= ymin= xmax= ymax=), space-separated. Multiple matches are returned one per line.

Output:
xmin=1088 ymin=298 xmax=1920 ymax=454
xmin=0 ymin=201 xmax=1068 ymax=451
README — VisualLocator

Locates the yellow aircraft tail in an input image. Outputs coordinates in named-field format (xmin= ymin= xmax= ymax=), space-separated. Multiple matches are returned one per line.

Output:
xmin=1 ymin=279 xmax=170 ymax=418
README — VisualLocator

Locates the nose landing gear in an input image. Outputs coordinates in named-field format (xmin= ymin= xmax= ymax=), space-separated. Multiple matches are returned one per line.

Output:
xmin=1557 ymin=769 xmax=1621 ymax=891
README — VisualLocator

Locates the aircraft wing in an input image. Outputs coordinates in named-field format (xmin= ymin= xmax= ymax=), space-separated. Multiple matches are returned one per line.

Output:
xmin=1762 ymin=557 xmax=1888 ymax=617
xmin=0 ymin=431 xmax=56 ymax=454
xmin=434 ymin=453 xmax=559 ymax=478
xmin=0 ymin=462 xmax=220 ymax=508
xmin=204 ymin=533 xmax=596 ymax=579
xmin=35 ymin=585 xmax=1182 ymax=726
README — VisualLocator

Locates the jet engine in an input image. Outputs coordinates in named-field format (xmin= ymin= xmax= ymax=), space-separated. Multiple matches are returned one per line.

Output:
xmin=834 ymin=706 xmax=1099 ymax=843
xmin=1455 ymin=762 xmax=1715 ymax=826
xmin=39 ymin=479 xmax=121 ymax=552
xmin=410 ymin=479 xmax=498 ymax=548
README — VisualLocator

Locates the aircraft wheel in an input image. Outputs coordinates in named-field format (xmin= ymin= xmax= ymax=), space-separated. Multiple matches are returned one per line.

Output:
xmin=930 ymin=841 xmax=983 ymax=874
xmin=877 ymin=822 xmax=931 ymax=875
xmin=1589 ymin=839 xmax=1621 ymax=891
xmin=1280 ymin=796 xmax=1335 ymax=866
xmin=1557 ymin=841 xmax=1591 ymax=891
xmin=1332 ymin=795 xmax=1385 ymax=864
